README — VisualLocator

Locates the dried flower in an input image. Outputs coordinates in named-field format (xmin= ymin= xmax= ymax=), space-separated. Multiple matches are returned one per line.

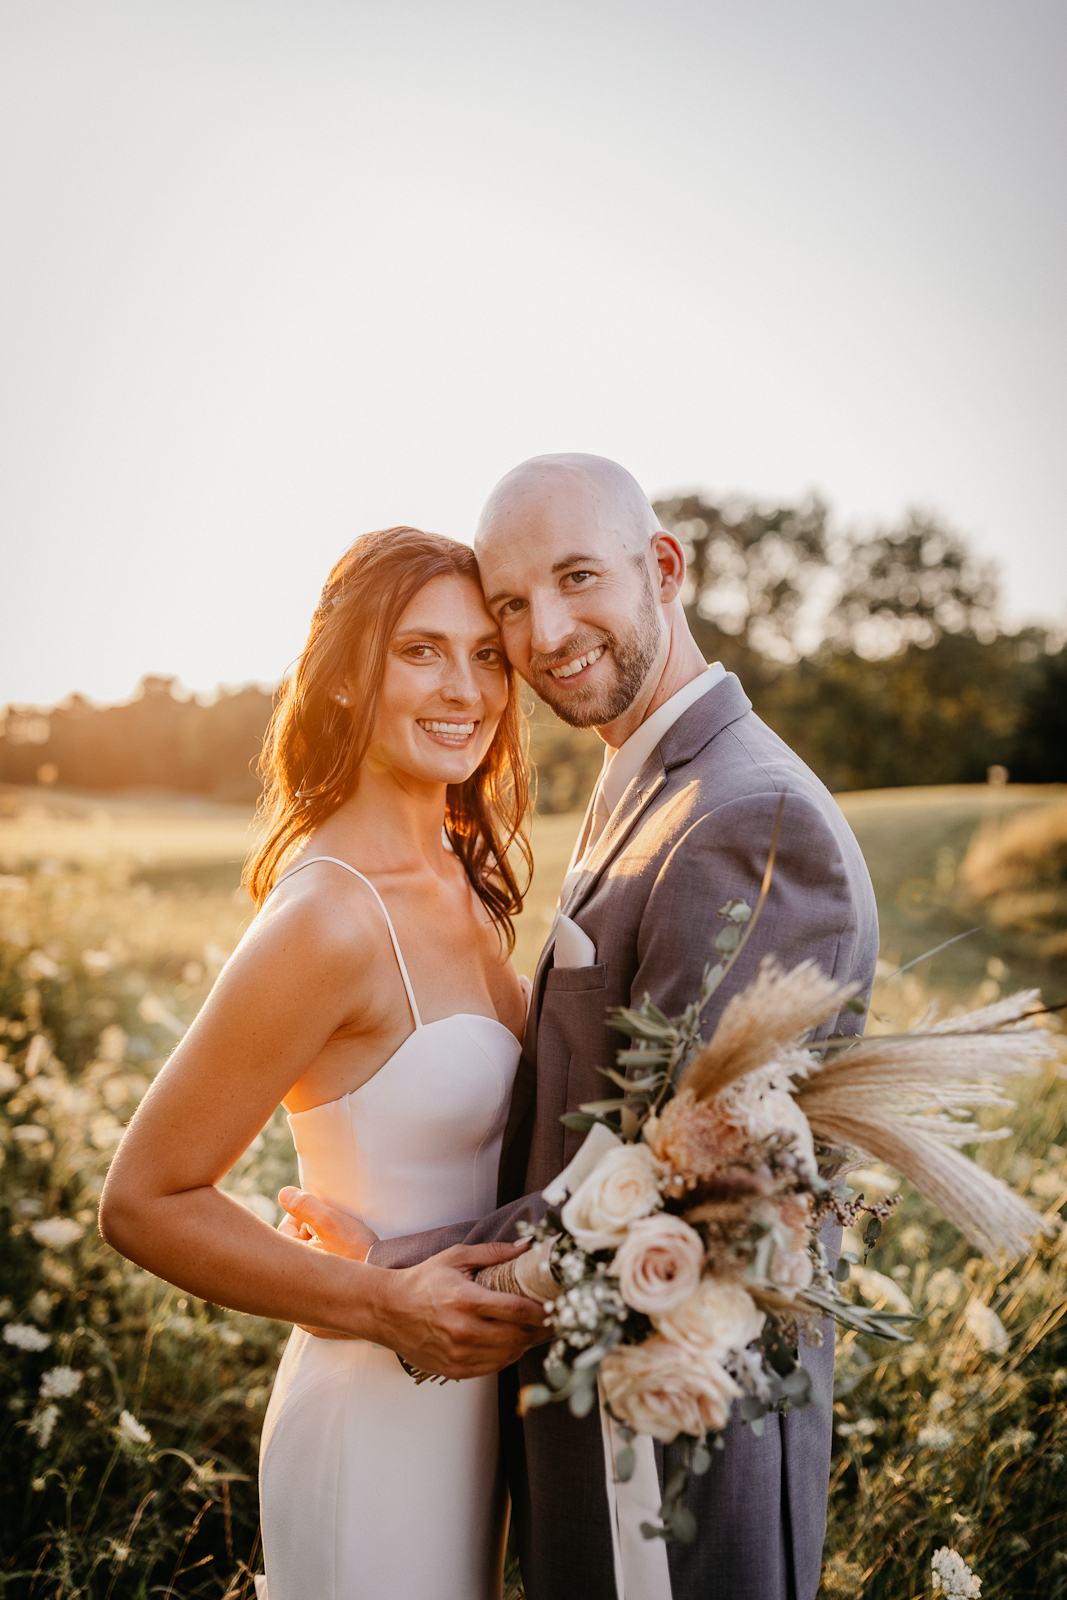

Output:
xmin=561 ymin=1144 xmax=664 ymax=1251
xmin=611 ymin=1215 xmax=704 ymax=1315
xmin=599 ymin=1337 xmax=740 ymax=1441
xmin=3 ymin=1322 xmax=51 ymax=1352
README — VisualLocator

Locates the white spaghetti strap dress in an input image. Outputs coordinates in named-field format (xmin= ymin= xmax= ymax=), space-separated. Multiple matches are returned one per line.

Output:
xmin=256 ymin=857 xmax=521 ymax=1600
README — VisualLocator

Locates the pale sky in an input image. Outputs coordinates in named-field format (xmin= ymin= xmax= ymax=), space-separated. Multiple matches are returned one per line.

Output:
xmin=2 ymin=0 xmax=1065 ymax=708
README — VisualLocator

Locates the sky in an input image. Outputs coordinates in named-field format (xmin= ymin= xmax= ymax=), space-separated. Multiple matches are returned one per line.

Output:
xmin=2 ymin=0 xmax=1065 ymax=708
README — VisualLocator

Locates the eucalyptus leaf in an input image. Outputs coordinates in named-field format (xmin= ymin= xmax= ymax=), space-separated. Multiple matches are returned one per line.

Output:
xmin=670 ymin=1508 xmax=698 ymax=1544
xmin=569 ymin=1383 xmax=597 ymax=1419
xmin=740 ymin=1395 xmax=768 ymax=1423
xmin=714 ymin=924 xmax=741 ymax=955
xmin=614 ymin=1447 xmax=636 ymax=1483
xmin=845 ymin=997 xmax=868 ymax=1015
xmin=834 ymin=1258 xmax=852 ymax=1282
xmin=691 ymin=1444 xmax=712 ymax=1476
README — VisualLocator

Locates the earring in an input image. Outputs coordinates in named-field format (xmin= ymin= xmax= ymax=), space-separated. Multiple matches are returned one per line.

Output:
xmin=333 ymin=692 xmax=350 ymax=706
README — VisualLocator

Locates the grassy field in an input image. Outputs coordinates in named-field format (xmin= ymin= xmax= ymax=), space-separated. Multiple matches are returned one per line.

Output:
xmin=1 ymin=779 xmax=1065 ymax=1597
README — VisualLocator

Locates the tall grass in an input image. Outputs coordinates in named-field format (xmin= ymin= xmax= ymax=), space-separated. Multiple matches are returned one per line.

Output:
xmin=1 ymin=848 xmax=1064 ymax=1596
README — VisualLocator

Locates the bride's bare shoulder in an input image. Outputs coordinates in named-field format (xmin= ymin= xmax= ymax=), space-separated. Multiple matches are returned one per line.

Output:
xmin=239 ymin=862 xmax=387 ymax=978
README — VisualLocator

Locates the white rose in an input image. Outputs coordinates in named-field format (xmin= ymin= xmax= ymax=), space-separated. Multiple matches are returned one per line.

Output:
xmin=599 ymin=1337 xmax=740 ymax=1441
xmin=654 ymin=1279 xmax=765 ymax=1363
xmin=611 ymin=1214 xmax=704 ymax=1315
xmin=561 ymin=1143 xmax=664 ymax=1252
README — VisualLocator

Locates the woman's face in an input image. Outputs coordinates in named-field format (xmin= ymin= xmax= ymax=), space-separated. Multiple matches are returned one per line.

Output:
xmin=363 ymin=572 xmax=510 ymax=788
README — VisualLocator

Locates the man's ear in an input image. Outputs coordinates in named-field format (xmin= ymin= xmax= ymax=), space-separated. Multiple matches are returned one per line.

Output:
xmin=651 ymin=531 xmax=686 ymax=605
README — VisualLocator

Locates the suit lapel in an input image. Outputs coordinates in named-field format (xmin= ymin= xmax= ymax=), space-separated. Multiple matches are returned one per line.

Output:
xmin=560 ymin=765 xmax=667 ymax=922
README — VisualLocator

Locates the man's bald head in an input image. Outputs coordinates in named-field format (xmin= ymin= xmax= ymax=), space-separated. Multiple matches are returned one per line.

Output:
xmin=474 ymin=453 xmax=661 ymax=560
xmin=473 ymin=453 xmax=699 ymax=744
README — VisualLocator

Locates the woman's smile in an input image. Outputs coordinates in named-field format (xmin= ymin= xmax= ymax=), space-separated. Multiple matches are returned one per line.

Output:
xmin=416 ymin=717 xmax=478 ymax=746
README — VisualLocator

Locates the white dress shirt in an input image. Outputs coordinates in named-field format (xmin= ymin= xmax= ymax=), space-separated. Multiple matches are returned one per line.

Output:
xmin=557 ymin=662 xmax=726 ymax=911
xmin=580 ymin=661 xmax=726 ymax=862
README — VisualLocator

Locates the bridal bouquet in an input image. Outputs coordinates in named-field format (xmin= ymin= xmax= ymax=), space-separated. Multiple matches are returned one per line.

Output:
xmin=508 ymin=860 xmax=1056 ymax=1543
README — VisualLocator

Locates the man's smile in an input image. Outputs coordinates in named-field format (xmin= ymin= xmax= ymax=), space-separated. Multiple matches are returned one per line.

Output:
xmin=546 ymin=644 xmax=607 ymax=681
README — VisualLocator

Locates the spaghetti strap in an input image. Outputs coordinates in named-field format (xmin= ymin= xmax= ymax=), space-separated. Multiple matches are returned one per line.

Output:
xmin=268 ymin=856 xmax=422 ymax=1029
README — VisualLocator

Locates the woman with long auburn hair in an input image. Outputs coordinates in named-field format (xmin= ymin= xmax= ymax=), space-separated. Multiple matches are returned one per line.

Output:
xmin=100 ymin=527 xmax=548 ymax=1600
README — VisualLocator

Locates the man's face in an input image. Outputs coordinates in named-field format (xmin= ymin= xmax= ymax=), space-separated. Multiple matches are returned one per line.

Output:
xmin=477 ymin=495 xmax=665 ymax=729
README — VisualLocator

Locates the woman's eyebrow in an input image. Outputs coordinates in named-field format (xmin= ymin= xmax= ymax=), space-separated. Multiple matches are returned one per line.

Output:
xmin=393 ymin=627 xmax=501 ymax=645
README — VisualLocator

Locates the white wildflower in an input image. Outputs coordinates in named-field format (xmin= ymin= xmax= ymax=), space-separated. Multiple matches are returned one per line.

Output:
xmin=29 ymin=1218 xmax=85 ymax=1250
xmin=917 ymin=1423 xmax=955 ymax=1452
xmin=29 ymin=1404 xmax=60 ymax=1446
xmin=39 ymin=1365 xmax=83 ymax=1400
xmin=931 ymin=1545 xmax=981 ymax=1596
xmin=12 ymin=1124 xmax=47 ymax=1144
xmin=110 ymin=1544 xmax=131 ymax=1563
xmin=964 ymin=1300 xmax=1009 ymax=1355
xmin=117 ymin=1409 xmax=152 ymax=1447
xmin=3 ymin=1322 xmax=51 ymax=1352
xmin=925 ymin=1268 xmax=963 ymax=1308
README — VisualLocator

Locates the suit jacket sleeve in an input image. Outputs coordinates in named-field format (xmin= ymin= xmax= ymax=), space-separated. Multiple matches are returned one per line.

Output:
xmin=366 ymin=1193 xmax=547 ymax=1269
xmin=632 ymin=786 xmax=867 ymax=1036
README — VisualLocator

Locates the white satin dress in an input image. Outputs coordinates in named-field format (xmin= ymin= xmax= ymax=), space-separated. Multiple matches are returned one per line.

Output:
xmin=256 ymin=858 xmax=522 ymax=1600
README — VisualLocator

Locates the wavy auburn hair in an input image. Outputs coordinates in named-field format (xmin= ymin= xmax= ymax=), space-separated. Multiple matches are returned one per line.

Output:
xmin=245 ymin=527 xmax=531 ymax=947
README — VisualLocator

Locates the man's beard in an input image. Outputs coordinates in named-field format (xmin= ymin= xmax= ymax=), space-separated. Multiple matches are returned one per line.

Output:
xmin=527 ymin=569 xmax=662 ymax=729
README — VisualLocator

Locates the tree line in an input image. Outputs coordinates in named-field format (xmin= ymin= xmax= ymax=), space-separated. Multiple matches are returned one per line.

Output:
xmin=1 ymin=498 xmax=1064 ymax=808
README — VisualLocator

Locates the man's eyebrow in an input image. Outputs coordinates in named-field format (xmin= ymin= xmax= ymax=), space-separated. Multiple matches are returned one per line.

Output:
xmin=551 ymin=552 xmax=602 ymax=574
xmin=485 ymin=553 xmax=604 ymax=611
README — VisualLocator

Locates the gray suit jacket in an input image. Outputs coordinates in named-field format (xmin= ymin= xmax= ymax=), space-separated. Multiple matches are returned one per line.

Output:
xmin=372 ymin=676 xmax=879 ymax=1600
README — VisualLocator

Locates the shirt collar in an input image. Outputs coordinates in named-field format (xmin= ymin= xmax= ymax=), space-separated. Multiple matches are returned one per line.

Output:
xmin=600 ymin=661 xmax=725 ymax=817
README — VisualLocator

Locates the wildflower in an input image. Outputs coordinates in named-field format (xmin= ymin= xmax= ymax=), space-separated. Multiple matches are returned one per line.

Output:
xmin=931 ymin=1546 xmax=981 ymax=1596
xmin=11 ymin=1125 xmax=47 ymax=1144
xmin=925 ymin=1267 xmax=963 ymax=1307
xmin=917 ymin=1423 xmax=955 ymax=1451
xmin=29 ymin=1218 xmax=85 ymax=1250
xmin=39 ymin=1366 xmax=83 ymax=1400
xmin=110 ymin=1544 xmax=131 ymax=1563
xmin=29 ymin=1405 xmax=60 ymax=1446
xmin=964 ymin=1300 xmax=1009 ymax=1355
xmin=3 ymin=1322 xmax=51 ymax=1351
xmin=117 ymin=1409 xmax=152 ymax=1447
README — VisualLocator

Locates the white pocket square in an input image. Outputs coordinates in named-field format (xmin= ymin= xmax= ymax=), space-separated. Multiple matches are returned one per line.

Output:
xmin=553 ymin=913 xmax=597 ymax=970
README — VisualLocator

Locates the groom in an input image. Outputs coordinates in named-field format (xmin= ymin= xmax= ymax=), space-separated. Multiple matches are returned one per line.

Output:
xmin=299 ymin=454 xmax=879 ymax=1599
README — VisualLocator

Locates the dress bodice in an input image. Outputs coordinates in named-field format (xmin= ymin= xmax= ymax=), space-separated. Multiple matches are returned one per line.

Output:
xmin=270 ymin=856 xmax=522 ymax=1239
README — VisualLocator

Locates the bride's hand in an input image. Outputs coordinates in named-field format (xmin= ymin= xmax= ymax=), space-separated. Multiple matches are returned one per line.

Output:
xmin=277 ymin=1188 xmax=381 ymax=1339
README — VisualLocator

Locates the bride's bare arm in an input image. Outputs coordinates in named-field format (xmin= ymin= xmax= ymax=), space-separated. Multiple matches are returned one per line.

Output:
xmin=99 ymin=893 xmax=545 ymax=1378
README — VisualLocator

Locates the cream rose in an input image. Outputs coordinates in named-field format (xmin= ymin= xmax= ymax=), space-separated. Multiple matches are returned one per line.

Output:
xmin=561 ymin=1142 xmax=664 ymax=1252
xmin=599 ymin=1337 xmax=740 ymax=1441
xmin=654 ymin=1279 xmax=765 ymax=1363
xmin=611 ymin=1214 xmax=704 ymax=1315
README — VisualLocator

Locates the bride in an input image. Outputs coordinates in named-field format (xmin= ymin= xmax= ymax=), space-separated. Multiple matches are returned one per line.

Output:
xmin=100 ymin=526 xmax=548 ymax=1599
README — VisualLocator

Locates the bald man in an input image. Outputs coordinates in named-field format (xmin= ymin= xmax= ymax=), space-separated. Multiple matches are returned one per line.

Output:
xmin=317 ymin=455 xmax=879 ymax=1599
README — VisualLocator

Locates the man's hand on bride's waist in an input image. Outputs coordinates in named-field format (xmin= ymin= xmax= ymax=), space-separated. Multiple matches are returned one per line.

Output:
xmin=278 ymin=1187 xmax=379 ymax=1262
